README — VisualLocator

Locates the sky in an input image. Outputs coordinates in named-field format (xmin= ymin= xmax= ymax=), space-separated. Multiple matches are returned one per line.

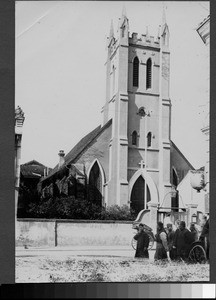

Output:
xmin=15 ymin=1 xmax=210 ymax=170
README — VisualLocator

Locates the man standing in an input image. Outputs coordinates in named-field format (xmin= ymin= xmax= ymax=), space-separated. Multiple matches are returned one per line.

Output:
xmin=173 ymin=221 xmax=194 ymax=261
xmin=134 ymin=223 xmax=150 ymax=258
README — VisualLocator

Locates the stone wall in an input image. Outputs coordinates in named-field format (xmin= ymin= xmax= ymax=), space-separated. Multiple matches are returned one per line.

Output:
xmin=16 ymin=219 xmax=56 ymax=247
xmin=16 ymin=219 xmax=134 ymax=247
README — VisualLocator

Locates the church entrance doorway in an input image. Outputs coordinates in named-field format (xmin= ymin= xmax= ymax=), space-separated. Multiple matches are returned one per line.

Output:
xmin=130 ymin=175 xmax=151 ymax=215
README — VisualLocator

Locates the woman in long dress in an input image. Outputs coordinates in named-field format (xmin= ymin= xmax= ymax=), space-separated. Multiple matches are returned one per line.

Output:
xmin=154 ymin=221 xmax=169 ymax=261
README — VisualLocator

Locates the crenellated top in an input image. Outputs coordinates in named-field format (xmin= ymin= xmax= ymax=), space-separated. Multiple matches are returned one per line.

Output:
xmin=107 ymin=7 xmax=169 ymax=55
xmin=129 ymin=32 xmax=160 ymax=49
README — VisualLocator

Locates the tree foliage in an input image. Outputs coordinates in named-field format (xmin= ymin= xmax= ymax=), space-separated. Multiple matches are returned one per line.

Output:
xmin=25 ymin=197 xmax=136 ymax=221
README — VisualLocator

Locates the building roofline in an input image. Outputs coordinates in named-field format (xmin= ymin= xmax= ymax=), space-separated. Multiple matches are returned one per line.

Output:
xmin=41 ymin=119 xmax=112 ymax=182
xmin=196 ymin=15 xmax=210 ymax=31
xmin=196 ymin=15 xmax=210 ymax=44
xmin=21 ymin=160 xmax=46 ymax=167
xmin=66 ymin=119 xmax=112 ymax=165
xmin=176 ymin=170 xmax=190 ymax=190
xmin=170 ymin=140 xmax=195 ymax=170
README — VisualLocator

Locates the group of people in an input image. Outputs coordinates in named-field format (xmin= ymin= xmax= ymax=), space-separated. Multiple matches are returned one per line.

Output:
xmin=134 ymin=216 xmax=209 ymax=262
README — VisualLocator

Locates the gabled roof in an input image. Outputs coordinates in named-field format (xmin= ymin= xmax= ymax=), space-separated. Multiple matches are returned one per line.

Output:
xmin=197 ymin=15 xmax=210 ymax=31
xmin=176 ymin=170 xmax=190 ymax=190
xmin=170 ymin=140 xmax=194 ymax=170
xmin=21 ymin=160 xmax=51 ymax=178
xmin=22 ymin=160 xmax=45 ymax=167
xmin=42 ymin=119 xmax=112 ymax=182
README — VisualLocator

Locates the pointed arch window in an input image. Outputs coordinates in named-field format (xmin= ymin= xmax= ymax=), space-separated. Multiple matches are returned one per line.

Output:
xmin=147 ymin=132 xmax=152 ymax=147
xmin=171 ymin=169 xmax=179 ymax=212
xmin=133 ymin=57 xmax=139 ymax=87
xmin=88 ymin=161 xmax=102 ymax=207
xmin=172 ymin=168 xmax=178 ymax=187
xmin=146 ymin=58 xmax=152 ymax=89
xmin=132 ymin=131 xmax=138 ymax=145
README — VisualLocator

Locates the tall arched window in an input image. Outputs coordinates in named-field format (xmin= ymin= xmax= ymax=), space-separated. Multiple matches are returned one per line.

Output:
xmin=146 ymin=58 xmax=152 ymax=89
xmin=133 ymin=57 xmax=139 ymax=87
xmin=147 ymin=132 xmax=152 ymax=147
xmin=172 ymin=168 xmax=178 ymax=187
xmin=88 ymin=162 xmax=102 ymax=207
xmin=171 ymin=168 xmax=179 ymax=212
xmin=132 ymin=131 xmax=137 ymax=145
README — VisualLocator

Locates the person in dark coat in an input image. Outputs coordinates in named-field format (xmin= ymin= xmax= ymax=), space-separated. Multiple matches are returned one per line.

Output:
xmin=200 ymin=218 xmax=209 ymax=260
xmin=166 ymin=223 xmax=175 ymax=260
xmin=134 ymin=223 xmax=150 ymax=258
xmin=200 ymin=215 xmax=208 ymax=232
xmin=189 ymin=223 xmax=199 ymax=242
xmin=154 ymin=222 xmax=169 ymax=261
xmin=173 ymin=221 xmax=194 ymax=261
xmin=172 ymin=220 xmax=181 ymax=260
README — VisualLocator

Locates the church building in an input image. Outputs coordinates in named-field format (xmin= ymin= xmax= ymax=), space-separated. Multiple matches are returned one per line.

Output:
xmin=41 ymin=9 xmax=194 ymax=229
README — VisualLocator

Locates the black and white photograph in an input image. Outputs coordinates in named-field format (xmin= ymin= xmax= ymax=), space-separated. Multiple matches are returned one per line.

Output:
xmin=15 ymin=1 xmax=210 ymax=282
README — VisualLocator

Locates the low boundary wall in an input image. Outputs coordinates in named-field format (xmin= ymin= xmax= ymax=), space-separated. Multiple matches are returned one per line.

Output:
xmin=16 ymin=219 xmax=134 ymax=247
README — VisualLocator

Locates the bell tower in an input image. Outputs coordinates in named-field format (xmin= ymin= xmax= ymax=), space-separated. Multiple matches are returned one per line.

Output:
xmin=102 ymin=7 xmax=172 ymax=209
xmin=102 ymin=8 xmax=129 ymax=206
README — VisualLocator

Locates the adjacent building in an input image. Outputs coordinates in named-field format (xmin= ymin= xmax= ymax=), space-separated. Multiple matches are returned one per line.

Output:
xmin=18 ymin=160 xmax=52 ymax=217
xmin=196 ymin=15 xmax=210 ymax=215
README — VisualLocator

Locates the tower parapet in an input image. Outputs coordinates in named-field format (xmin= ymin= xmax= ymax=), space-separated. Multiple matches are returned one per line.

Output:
xmin=129 ymin=32 xmax=160 ymax=49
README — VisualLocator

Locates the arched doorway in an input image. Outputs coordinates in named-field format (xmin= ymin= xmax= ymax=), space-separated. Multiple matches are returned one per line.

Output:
xmin=88 ymin=161 xmax=102 ymax=207
xmin=130 ymin=175 xmax=151 ymax=215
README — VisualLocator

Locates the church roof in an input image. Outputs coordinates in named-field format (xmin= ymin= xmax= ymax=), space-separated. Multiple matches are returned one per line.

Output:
xmin=40 ymin=124 xmax=193 ymax=183
xmin=42 ymin=119 xmax=112 ymax=181
xmin=21 ymin=160 xmax=51 ymax=178
xmin=170 ymin=140 xmax=194 ymax=170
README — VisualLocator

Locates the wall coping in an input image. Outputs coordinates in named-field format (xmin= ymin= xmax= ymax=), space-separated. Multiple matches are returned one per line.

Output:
xmin=17 ymin=218 xmax=134 ymax=224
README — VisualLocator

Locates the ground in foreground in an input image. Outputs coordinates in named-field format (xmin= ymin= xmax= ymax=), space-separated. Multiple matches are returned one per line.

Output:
xmin=16 ymin=256 xmax=209 ymax=283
